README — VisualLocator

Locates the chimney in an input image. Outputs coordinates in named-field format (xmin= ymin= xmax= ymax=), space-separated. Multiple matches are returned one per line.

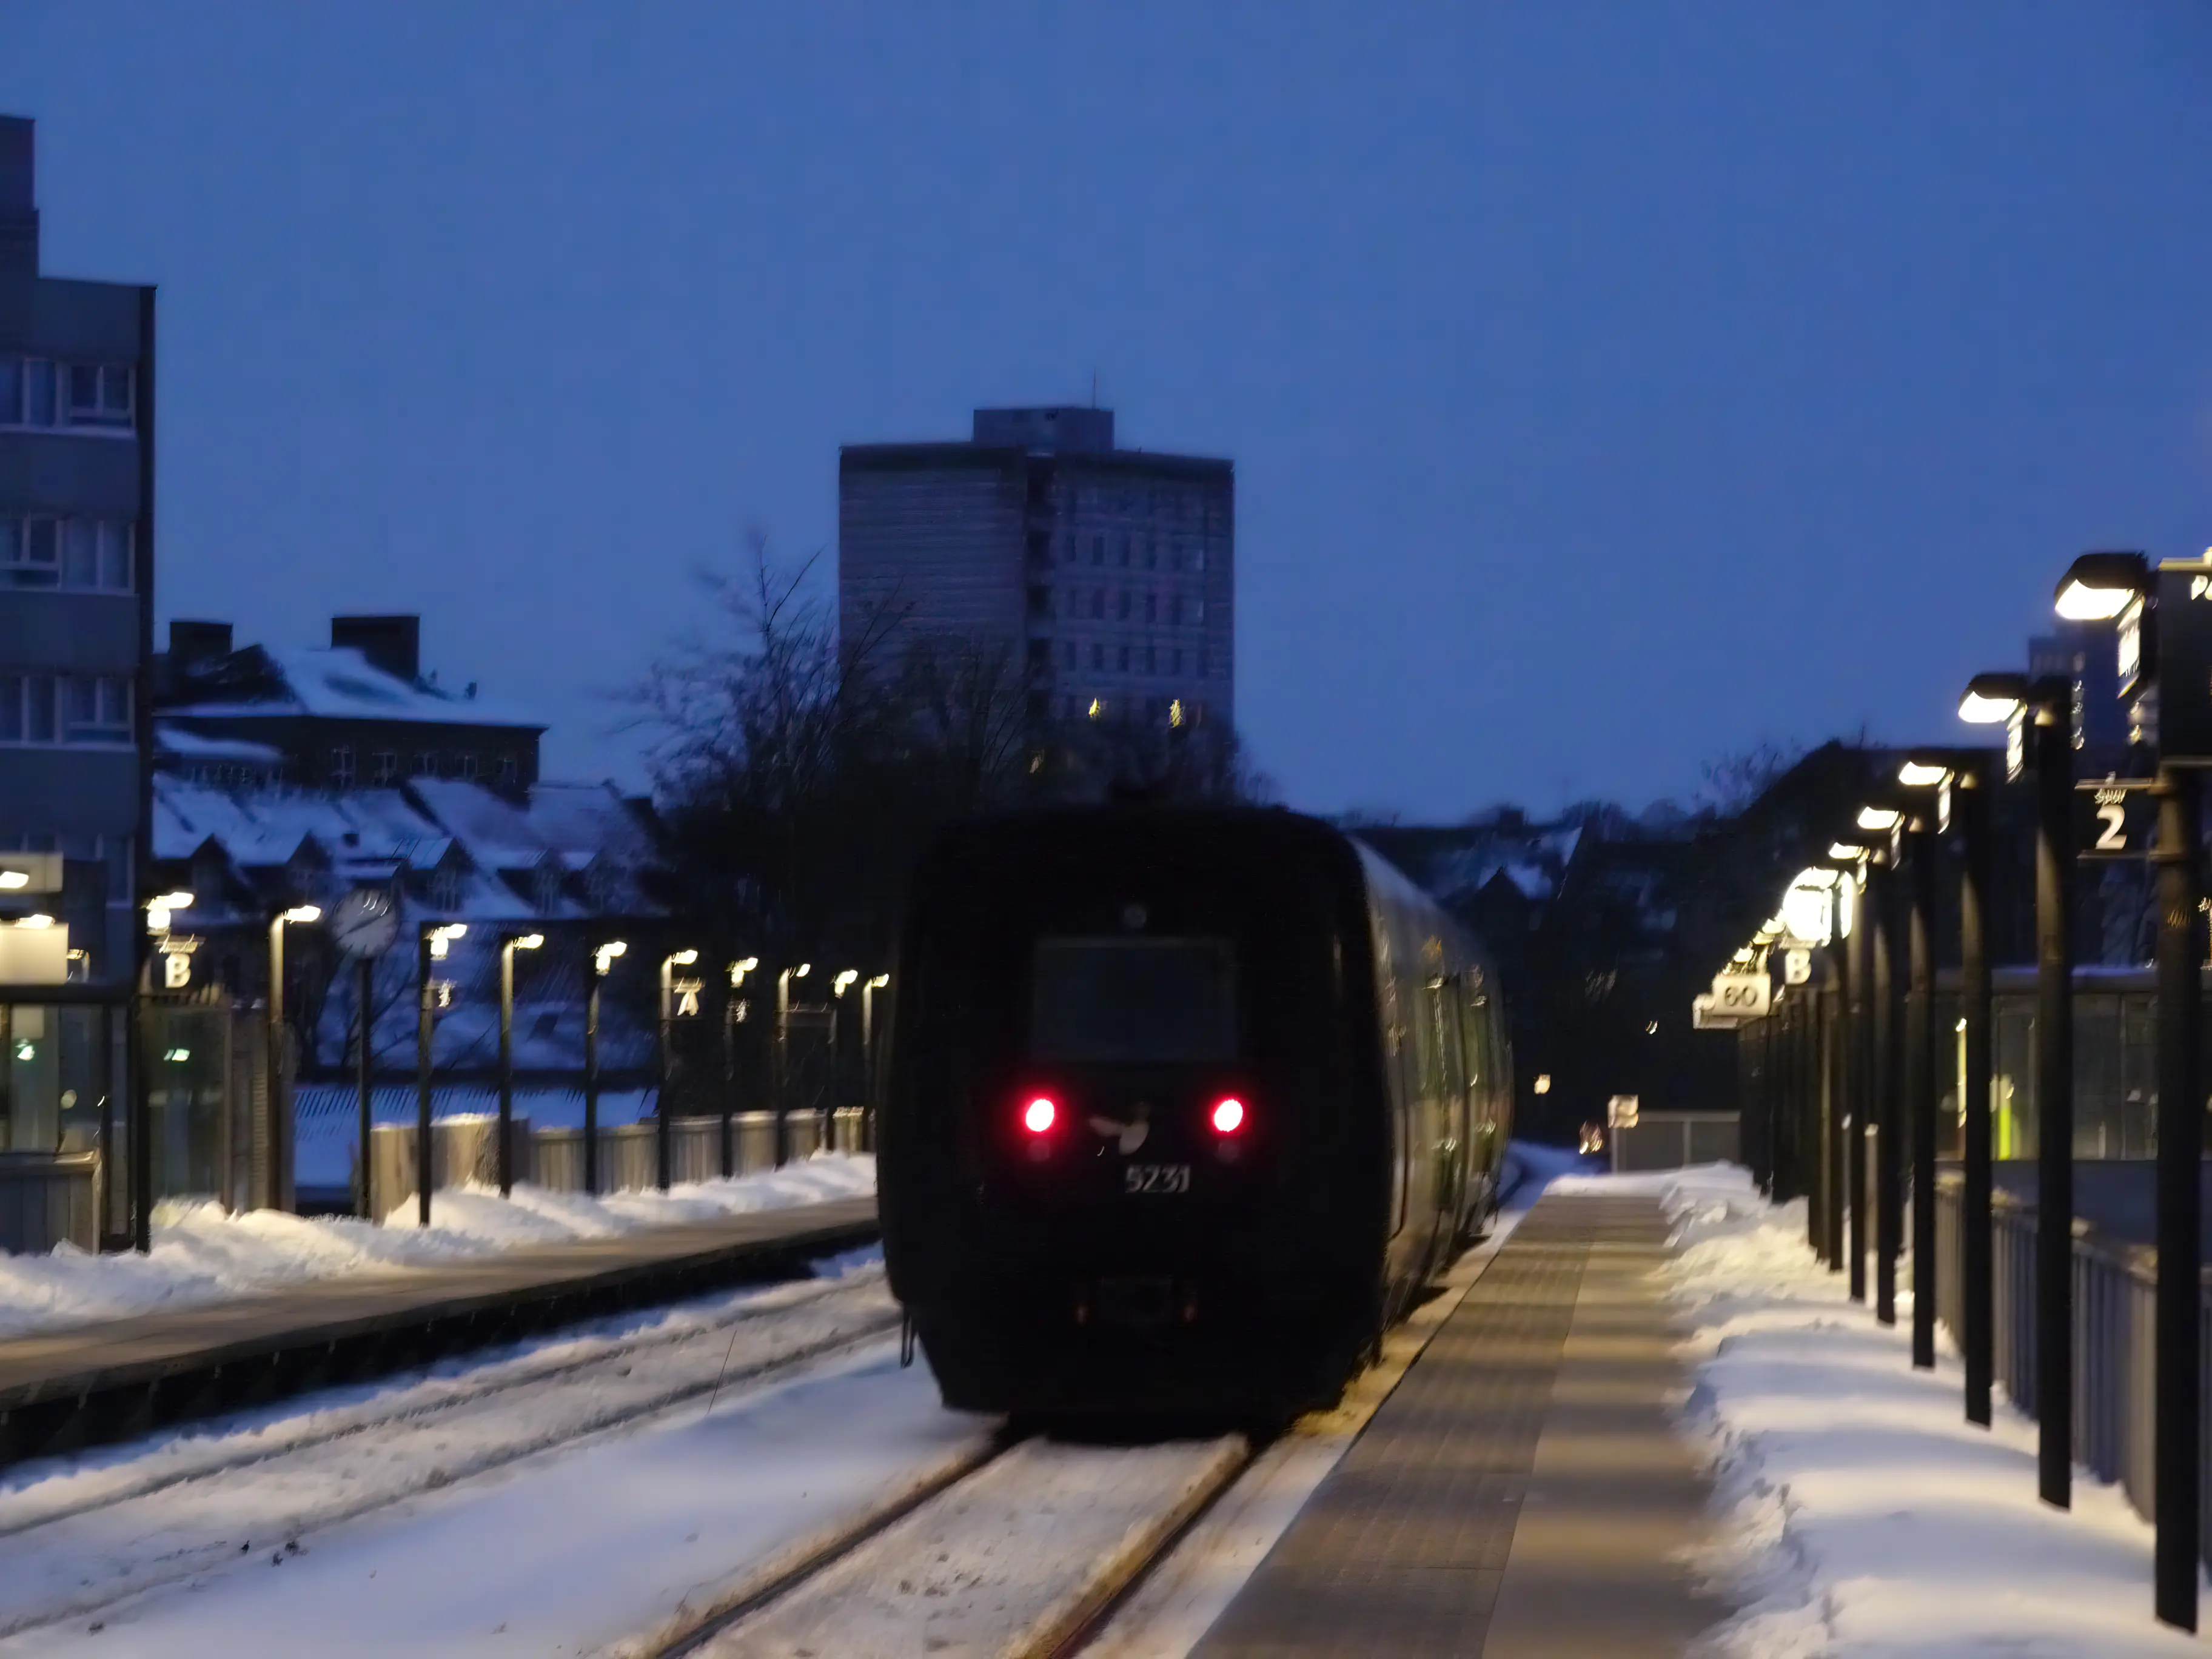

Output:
xmin=0 ymin=115 xmax=38 ymax=274
xmin=168 ymin=620 xmax=234 ymax=675
xmin=330 ymin=615 xmax=421 ymax=683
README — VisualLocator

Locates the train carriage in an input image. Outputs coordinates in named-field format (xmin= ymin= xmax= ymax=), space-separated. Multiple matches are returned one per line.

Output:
xmin=876 ymin=804 xmax=1510 ymax=1421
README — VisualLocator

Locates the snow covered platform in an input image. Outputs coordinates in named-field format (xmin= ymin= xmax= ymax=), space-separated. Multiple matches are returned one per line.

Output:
xmin=0 ymin=1192 xmax=876 ymax=1469
xmin=1193 ymin=1192 xmax=1717 ymax=1657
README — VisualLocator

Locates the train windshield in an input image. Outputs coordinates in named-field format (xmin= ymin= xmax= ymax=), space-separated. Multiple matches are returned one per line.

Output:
xmin=1030 ymin=937 xmax=1236 ymax=1064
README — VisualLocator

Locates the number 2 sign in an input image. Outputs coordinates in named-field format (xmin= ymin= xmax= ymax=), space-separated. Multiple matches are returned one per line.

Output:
xmin=2073 ymin=779 xmax=2155 ymax=860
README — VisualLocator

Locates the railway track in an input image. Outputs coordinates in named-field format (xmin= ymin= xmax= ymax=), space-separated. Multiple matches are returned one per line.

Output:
xmin=0 ymin=1270 xmax=902 ymax=1641
xmin=608 ymin=1427 xmax=1254 ymax=1659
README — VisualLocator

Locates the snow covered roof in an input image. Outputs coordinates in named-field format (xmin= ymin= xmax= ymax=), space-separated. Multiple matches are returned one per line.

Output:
xmin=154 ymin=726 xmax=284 ymax=765
xmin=154 ymin=776 xmax=454 ymax=870
xmin=164 ymin=646 xmax=543 ymax=730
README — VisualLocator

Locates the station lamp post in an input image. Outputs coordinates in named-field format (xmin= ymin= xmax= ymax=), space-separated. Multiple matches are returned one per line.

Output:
xmin=1961 ymin=671 xmax=2079 ymax=1506
xmin=1854 ymin=803 xmax=1905 ymax=1327
xmin=862 ymin=973 xmax=890 ymax=1149
xmin=496 ymin=932 xmax=544 ymax=1197
xmin=585 ymin=940 xmax=626 ymax=1197
xmin=776 ymin=963 xmax=810 ymax=1166
xmin=2050 ymin=548 xmax=2203 ymax=1629
xmin=137 ymin=890 xmax=196 ymax=1250
xmin=657 ymin=948 xmax=699 ymax=1192
xmin=725 ymin=957 xmax=759 ymax=1178
xmin=266 ymin=903 xmax=322 ymax=1215
xmin=417 ymin=922 xmax=468 ymax=1226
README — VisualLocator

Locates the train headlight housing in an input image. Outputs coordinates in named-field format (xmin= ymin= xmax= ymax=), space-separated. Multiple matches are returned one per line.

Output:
xmin=1210 ymin=1097 xmax=1245 ymax=1135
xmin=1022 ymin=1096 xmax=1057 ymax=1135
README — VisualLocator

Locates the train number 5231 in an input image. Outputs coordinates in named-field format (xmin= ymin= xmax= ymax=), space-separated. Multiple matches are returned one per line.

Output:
xmin=1124 ymin=1164 xmax=1191 ymax=1195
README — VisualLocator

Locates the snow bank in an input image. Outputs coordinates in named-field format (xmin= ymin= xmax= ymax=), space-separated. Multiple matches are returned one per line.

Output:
xmin=0 ymin=1155 xmax=875 ymax=1342
xmin=1569 ymin=1162 xmax=2202 ymax=1657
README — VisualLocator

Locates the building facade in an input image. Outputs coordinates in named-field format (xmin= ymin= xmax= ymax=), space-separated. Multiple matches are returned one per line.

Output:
xmin=157 ymin=614 xmax=546 ymax=791
xmin=839 ymin=407 xmax=1235 ymax=734
xmin=0 ymin=115 xmax=153 ymax=988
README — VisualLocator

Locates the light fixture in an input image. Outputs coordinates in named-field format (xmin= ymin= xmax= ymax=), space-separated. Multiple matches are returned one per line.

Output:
xmin=1856 ymin=806 xmax=1901 ymax=832
xmin=1959 ymin=671 xmax=2030 ymax=726
xmin=153 ymin=890 xmax=194 ymax=911
xmin=834 ymin=969 xmax=859 ymax=994
xmin=668 ymin=948 xmax=699 ymax=967
xmin=280 ymin=905 xmax=321 ymax=924
xmin=793 ymin=962 xmax=811 ymax=977
xmin=512 ymin=933 xmax=544 ymax=951
xmin=1210 ymin=1097 xmax=1245 ymax=1134
xmin=13 ymin=913 xmax=54 ymax=928
xmin=595 ymin=940 xmax=627 ymax=972
xmin=868 ymin=973 xmax=890 ymax=989
xmin=1828 ymin=842 xmax=1867 ymax=862
xmin=1898 ymin=761 xmax=1949 ymax=788
xmin=147 ymin=906 xmax=170 ymax=933
xmin=1533 ymin=1074 xmax=1552 ymax=1094
xmin=1022 ymin=1096 xmax=1057 ymax=1134
xmin=2053 ymin=552 xmax=2148 ymax=622
xmin=1731 ymin=947 xmax=1754 ymax=965
xmin=0 ymin=870 xmax=27 ymax=890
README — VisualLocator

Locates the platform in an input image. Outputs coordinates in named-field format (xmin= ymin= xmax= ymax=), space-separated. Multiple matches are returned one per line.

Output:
xmin=1195 ymin=1192 xmax=1718 ymax=1657
xmin=0 ymin=1193 xmax=879 ymax=1467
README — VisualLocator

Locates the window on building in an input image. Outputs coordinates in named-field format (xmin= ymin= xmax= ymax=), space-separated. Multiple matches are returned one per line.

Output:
xmin=371 ymin=750 xmax=399 ymax=785
xmin=1091 ymin=642 xmax=1104 ymax=671
xmin=330 ymin=746 xmax=357 ymax=786
xmin=1088 ymin=589 xmax=1102 ymax=619
xmin=1169 ymin=595 xmax=1183 ymax=626
xmin=1091 ymin=535 xmax=1104 ymax=566
xmin=496 ymin=754 xmax=519 ymax=786
xmin=1144 ymin=539 xmax=1158 ymax=571
xmin=1198 ymin=648 xmax=1211 ymax=677
xmin=1118 ymin=644 xmax=1130 ymax=673
xmin=1027 ymin=638 xmax=1051 ymax=669
xmin=62 ymin=676 xmax=130 ymax=742
xmin=10 ymin=360 xmax=58 ymax=427
xmin=1 ymin=518 xmax=135 ymax=591
xmin=413 ymin=750 xmax=438 ymax=777
xmin=1145 ymin=645 xmax=1158 ymax=675
xmin=65 ymin=364 xmax=133 ymax=429
xmin=1171 ymin=542 xmax=1184 ymax=572
xmin=1118 ymin=590 xmax=1131 ymax=620
xmin=1193 ymin=548 xmax=1207 ymax=572
xmin=1145 ymin=593 xmax=1158 ymax=624
xmin=1062 ymin=640 xmax=1077 ymax=669
xmin=1192 ymin=597 xmax=1205 ymax=624
xmin=1173 ymin=648 xmax=1184 ymax=675
xmin=1118 ymin=535 xmax=1130 ymax=568
xmin=457 ymin=753 xmax=480 ymax=781
xmin=1027 ymin=584 xmax=1052 ymax=619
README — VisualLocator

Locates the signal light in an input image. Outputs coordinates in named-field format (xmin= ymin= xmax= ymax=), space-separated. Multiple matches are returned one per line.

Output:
xmin=1022 ymin=1096 xmax=1057 ymax=1134
xmin=1210 ymin=1097 xmax=1245 ymax=1134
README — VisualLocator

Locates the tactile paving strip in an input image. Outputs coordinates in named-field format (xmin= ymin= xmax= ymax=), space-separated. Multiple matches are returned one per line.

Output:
xmin=1191 ymin=1198 xmax=1600 ymax=1658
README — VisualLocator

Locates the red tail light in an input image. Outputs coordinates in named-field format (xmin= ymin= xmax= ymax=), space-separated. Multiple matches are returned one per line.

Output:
xmin=1210 ymin=1097 xmax=1245 ymax=1134
xmin=1022 ymin=1096 xmax=1057 ymax=1134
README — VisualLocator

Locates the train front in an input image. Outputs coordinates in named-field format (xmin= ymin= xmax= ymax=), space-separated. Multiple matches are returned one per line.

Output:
xmin=878 ymin=808 xmax=1384 ymax=1423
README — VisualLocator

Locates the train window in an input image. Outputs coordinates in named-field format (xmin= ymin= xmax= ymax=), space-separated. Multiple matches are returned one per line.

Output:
xmin=1030 ymin=937 xmax=1236 ymax=1064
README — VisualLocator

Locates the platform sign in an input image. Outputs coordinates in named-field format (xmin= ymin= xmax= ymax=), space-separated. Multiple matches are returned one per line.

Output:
xmin=1710 ymin=972 xmax=1771 ymax=1021
xmin=2153 ymin=565 xmax=2212 ymax=762
xmin=1607 ymin=1094 xmax=1640 ymax=1129
xmin=2075 ymin=778 xmax=2157 ymax=860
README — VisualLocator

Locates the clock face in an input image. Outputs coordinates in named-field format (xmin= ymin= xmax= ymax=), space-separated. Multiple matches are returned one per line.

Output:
xmin=332 ymin=887 xmax=400 ymax=957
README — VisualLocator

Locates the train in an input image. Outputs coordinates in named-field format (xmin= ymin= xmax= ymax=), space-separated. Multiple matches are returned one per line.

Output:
xmin=876 ymin=803 xmax=1512 ymax=1421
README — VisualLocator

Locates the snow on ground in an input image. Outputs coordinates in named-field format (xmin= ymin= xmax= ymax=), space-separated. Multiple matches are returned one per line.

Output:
xmin=0 ymin=1155 xmax=874 ymax=1341
xmin=1551 ymin=1162 xmax=2205 ymax=1658
xmin=1 ymin=1341 xmax=987 ymax=1659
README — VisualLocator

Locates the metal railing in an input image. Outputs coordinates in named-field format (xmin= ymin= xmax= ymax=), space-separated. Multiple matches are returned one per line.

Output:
xmin=1934 ymin=1173 xmax=2209 ymax=1563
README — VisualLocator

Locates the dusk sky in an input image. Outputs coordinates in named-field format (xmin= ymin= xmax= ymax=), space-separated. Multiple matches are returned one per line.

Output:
xmin=3 ymin=3 xmax=2207 ymax=820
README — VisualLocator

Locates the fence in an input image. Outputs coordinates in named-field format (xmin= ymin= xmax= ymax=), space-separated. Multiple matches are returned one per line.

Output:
xmin=0 ymin=1150 xmax=97 ymax=1253
xmin=1933 ymin=1173 xmax=2211 ymax=1565
xmin=1609 ymin=1110 xmax=1740 ymax=1174
xmin=364 ymin=1107 xmax=866 ymax=1218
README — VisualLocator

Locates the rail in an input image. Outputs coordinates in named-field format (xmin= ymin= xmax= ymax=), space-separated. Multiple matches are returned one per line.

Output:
xmin=1933 ymin=1173 xmax=2211 ymax=1563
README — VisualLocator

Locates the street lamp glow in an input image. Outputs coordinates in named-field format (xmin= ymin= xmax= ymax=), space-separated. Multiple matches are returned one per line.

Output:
xmin=793 ymin=962 xmax=811 ymax=978
xmin=2053 ymin=551 xmax=2149 ymax=620
xmin=154 ymin=891 xmax=195 ymax=911
xmin=146 ymin=906 xmax=171 ymax=933
xmin=1856 ymin=806 xmax=1901 ymax=832
xmin=280 ymin=905 xmax=321 ymax=924
xmin=868 ymin=973 xmax=890 ymax=988
xmin=13 ymin=913 xmax=54 ymax=928
xmin=668 ymin=948 xmax=699 ymax=967
xmin=1828 ymin=842 xmax=1866 ymax=862
xmin=1533 ymin=1074 xmax=1551 ymax=1094
xmin=1897 ymin=760 xmax=1949 ymax=788
xmin=833 ymin=969 xmax=859 ymax=995
xmin=512 ymin=933 xmax=544 ymax=951
xmin=0 ymin=870 xmax=27 ymax=890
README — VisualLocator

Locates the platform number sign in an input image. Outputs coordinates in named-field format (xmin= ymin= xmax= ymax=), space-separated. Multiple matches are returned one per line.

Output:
xmin=2074 ymin=779 xmax=2156 ymax=860
xmin=1709 ymin=972 xmax=1771 ymax=1021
